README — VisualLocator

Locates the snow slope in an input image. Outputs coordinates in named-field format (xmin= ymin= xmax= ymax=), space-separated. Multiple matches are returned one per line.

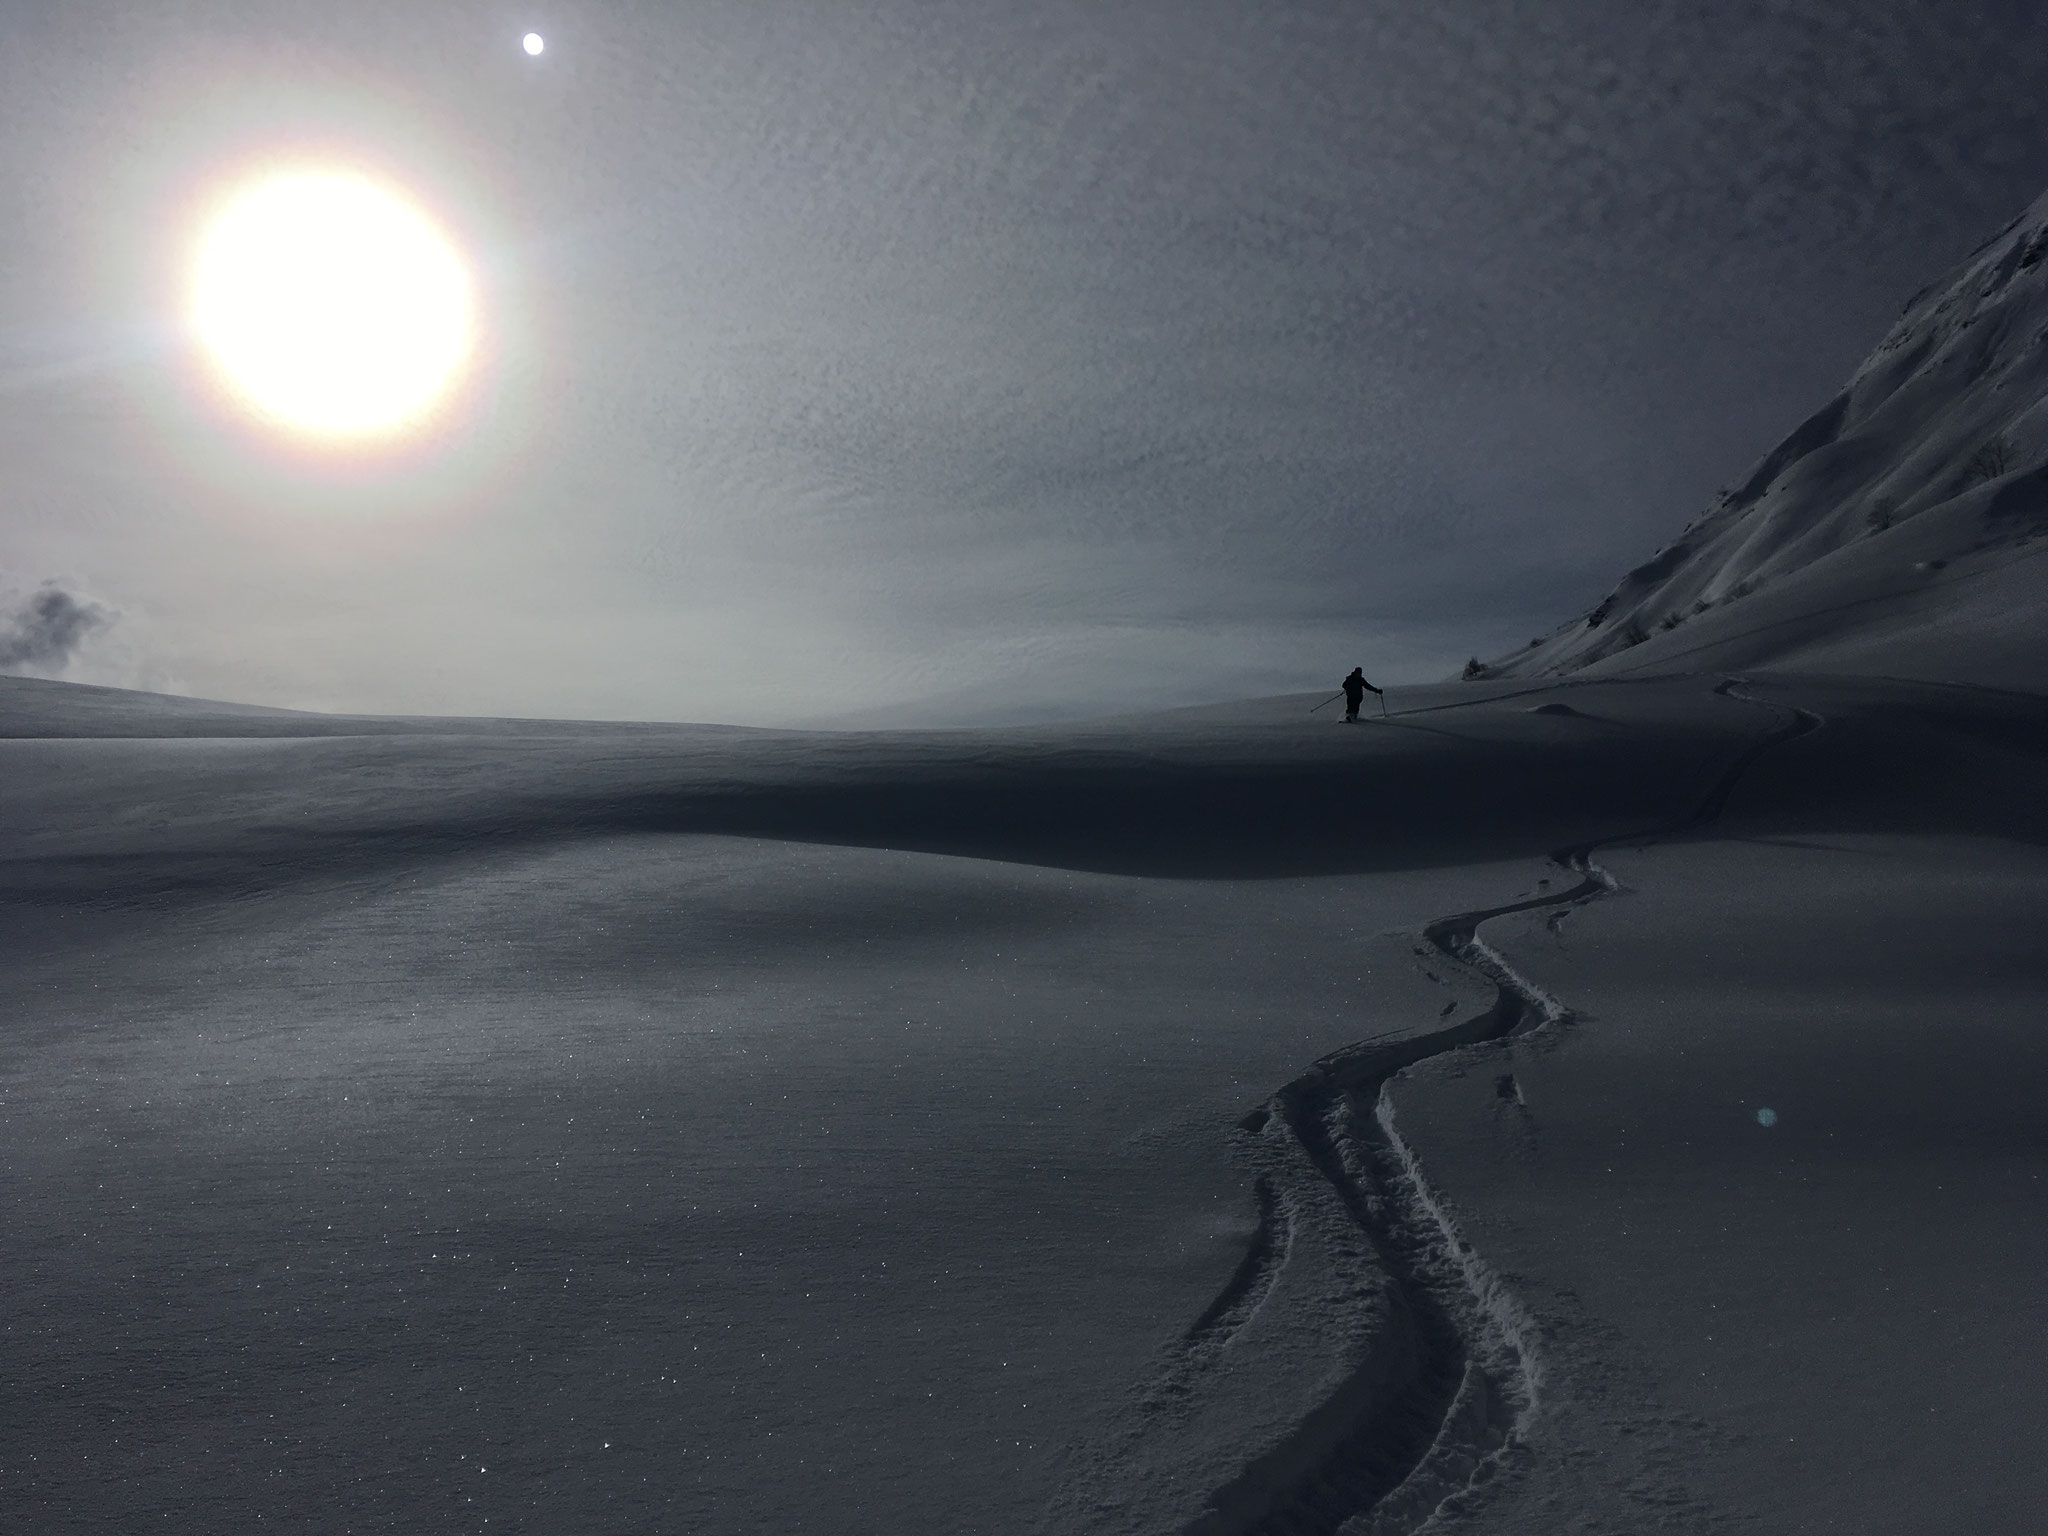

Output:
xmin=1486 ymin=185 xmax=2048 ymax=692
xmin=1391 ymin=832 xmax=2048 ymax=1534
xmin=4 ymin=667 xmax=2045 ymax=1532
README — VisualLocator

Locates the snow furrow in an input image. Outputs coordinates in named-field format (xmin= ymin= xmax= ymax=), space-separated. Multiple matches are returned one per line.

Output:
xmin=1182 ymin=1176 xmax=1294 ymax=1359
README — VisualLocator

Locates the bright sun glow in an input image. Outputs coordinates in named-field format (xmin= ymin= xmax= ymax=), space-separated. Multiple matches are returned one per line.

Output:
xmin=187 ymin=169 xmax=477 ymax=441
xmin=523 ymin=32 xmax=545 ymax=55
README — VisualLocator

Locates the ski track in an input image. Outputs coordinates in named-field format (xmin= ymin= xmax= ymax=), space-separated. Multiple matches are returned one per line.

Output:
xmin=1159 ymin=680 xmax=1821 ymax=1536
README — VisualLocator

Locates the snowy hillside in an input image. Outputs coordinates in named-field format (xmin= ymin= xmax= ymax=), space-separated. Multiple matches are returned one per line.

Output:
xmin=1487 ymin=184 xmax=2048 ymax=690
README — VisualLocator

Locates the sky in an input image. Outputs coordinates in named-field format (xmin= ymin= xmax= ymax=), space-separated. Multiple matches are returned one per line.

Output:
xmin=3 ymin=1 xmax=2047 ymax=726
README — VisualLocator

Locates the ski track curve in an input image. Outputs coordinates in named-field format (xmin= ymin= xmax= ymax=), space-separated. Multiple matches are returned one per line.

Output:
xmin=1159 ymin=679 xmax=1822 ymax=1536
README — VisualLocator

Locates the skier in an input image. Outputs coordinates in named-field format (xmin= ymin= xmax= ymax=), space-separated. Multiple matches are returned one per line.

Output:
xmin=1340 ymin=667 xmax=1382 ymax=722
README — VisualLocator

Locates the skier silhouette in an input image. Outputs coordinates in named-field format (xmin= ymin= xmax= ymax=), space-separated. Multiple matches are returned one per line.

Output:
xmin=1340 ymin=667 xmax=1382 ymax=722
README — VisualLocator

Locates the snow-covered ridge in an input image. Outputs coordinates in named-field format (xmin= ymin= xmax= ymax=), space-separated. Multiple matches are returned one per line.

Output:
xmin=1487 ymin=182 xmax=2048 ymax=686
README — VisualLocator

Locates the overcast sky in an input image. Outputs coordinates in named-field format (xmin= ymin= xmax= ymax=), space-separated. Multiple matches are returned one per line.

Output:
xmin=3 ymin=1 xmax=2046 ymax=724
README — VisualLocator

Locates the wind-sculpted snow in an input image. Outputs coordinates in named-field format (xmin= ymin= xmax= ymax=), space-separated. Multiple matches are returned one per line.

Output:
xmin=0 ymin=675 xmax=1774 ymax=894
xmin=1488 ymin=184 xmax=2048 ymax=693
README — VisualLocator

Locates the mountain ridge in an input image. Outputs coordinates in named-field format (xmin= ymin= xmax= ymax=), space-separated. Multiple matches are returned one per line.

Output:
xmin=1483 ymin=183 xmax=2048 ymax=693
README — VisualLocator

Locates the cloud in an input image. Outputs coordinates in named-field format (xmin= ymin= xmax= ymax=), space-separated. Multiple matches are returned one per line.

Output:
xmin=0 ymin=583 xmax=112 ymax=675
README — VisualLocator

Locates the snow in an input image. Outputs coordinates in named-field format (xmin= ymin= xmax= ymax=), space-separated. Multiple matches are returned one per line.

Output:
xmin=1389 ymin=833 xmax=2048 ymax=1533
xmin=9 ymin=173 xmax=2048 ymax=1532
xmin=1486 ymin=184 xmax=2048 ymax=694
xmin=4 ymin=659 xmax=2043 ymax=1532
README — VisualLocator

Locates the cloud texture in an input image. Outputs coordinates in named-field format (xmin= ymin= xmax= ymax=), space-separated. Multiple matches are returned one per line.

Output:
xmin=0 ymin=584 xmax=110 ymax=675
xmin=0 ymin=2 xmax=2046 ymax=721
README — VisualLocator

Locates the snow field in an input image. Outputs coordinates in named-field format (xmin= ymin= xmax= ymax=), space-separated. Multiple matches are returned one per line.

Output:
xmin=2 ymin=668 xmax=2041 ymax=1530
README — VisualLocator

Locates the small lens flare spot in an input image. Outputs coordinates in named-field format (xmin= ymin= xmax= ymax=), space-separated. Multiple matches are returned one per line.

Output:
xmin=523 ymin=32 xmax=545 ymax=56
xmin=1755 ymin=1107 xmax=1778 ymax=1127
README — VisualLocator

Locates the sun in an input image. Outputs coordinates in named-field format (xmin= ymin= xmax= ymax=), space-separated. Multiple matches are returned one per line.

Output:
xmin=186 ymin=168 xmax=478 ymax=441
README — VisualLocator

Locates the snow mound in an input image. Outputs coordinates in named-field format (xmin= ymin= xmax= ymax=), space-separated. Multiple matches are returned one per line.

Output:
xmin=1487 ymin=183 xmax=2048 ymax=692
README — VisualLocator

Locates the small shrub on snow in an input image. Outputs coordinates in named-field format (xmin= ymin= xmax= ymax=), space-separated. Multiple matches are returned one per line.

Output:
xmin=1964 ymin=437 xmax=2011 ymax=484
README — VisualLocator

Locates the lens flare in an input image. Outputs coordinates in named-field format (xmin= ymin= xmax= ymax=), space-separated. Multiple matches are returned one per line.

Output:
xmin=186 ymin=168 xmax=477 ymax=441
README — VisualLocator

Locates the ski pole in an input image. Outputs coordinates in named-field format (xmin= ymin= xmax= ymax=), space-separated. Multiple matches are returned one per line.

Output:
xmin=1379 ymin=691 xmax=1389 ymax=719
xmin=1309 ymin=692 xmax=1344 ymax=714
